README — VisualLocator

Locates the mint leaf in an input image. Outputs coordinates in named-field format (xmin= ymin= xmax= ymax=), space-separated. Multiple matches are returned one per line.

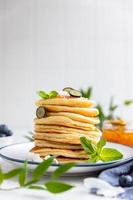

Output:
xmin=52 ymin=163 xmax=75 ymax=180
xmin=49 ymin=91 xmax=58 ymax=98
xmin=96 ymin=103 xmax=106 ymax=129
xmin=100 ymin=148 xmax=123 ymax=162
xmin=37 ymin=90 xmax=58 ymax=99
xmin=87 ymin=87 xmax=92 ymax=99
xmin=124 ymin=99 xmax=133 ymax=106
xmin=87 ymin=153 xmax=99 ymax=163
xmin=0 ymin=166 xmax=4 ymax=184
xmin=28 ymin=185 xmax=46 ymax=190
xmin=32 ymin=157 xmax=53 ymax=181
xmin=19 ymin=161 xmax=28 ymax=186
xmin=97 ymin=139 xmax=106 ymax=154
xmin=80 ymin=137 xmax=95 ymax=154
xmin=37 ymin=91 xmax=49 ymax=99
xmin=97 ymin=139 xmax=106 ymax=149
xmin=24 ymin=180 xmax=38 ymax=187
xmin=45 ymin=181 xmax=73 ymax=193
xmin=4 ymin=168 xmax=22 ymax=179
xmin=109 ymin=97 xmax=118 ymax=112
xmin=80 ymin=87 xmax=92 ymax=99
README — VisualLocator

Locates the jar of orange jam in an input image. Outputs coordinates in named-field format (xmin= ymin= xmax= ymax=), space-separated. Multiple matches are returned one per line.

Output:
xmin=102 ymin=119 xmax=133 ymax=147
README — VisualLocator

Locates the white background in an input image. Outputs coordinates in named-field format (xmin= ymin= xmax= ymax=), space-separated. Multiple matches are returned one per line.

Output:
xmin=0 ymin=0 xmax=133 ymax=130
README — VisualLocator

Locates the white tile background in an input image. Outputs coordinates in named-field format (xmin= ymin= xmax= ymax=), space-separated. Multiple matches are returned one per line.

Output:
xmin=0 ymin=0 xmax=133 ymax=130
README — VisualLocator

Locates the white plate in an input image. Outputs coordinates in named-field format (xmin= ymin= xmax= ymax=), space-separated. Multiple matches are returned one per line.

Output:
xmin=0 ymin=142 xmax=133 ymax=176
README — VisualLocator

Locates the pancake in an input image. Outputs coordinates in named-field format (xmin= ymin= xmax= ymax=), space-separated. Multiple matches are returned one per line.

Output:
xmin=40 ymin=156 xmax=88 ymax=164
xmin=47 ymin=112 xmax=100 ymax=124
xmin=44 ymin=105 xmax=99 ymax=117
xmin=34 ymin=132 xmax=100 ymax=144
xmin=31 ymin=147 xmax=88 ymax=159
xmin=34 ymin=116 xmax=96 ymax=131
xmin=35 ymin=116 xmax=95 ymax=130
xmin=32 ymin=90 xmax=101 ymax=164
xmin=36 ymin=98 xmax=95 ymax=108
xmin=35 ymin=139 xmax=83 ymax=150
xmin=34 ymin=125 xmax=101 ymax=136
xmin=54 ymin=157 xmax=88 ymax=164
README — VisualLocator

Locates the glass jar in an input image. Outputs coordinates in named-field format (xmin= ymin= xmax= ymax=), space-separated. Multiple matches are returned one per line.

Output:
xmin=102 ymin=119 xmax=133 ymax=147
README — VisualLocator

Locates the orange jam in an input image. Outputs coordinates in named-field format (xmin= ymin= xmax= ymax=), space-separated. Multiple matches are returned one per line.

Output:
xmin=102 ymin=119 xmax=133 ymax=147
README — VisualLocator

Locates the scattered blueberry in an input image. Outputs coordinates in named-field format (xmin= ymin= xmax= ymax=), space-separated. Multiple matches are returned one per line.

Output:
xmin=0 ymin=133 xmax=7 ymax=137
xmin=0 ymin=124 xmax=8 ymax=133
xmin=6 ymin=130 xmax=13 ymax=136
xmin=90 ymin=187 xmax=99 ymax=195
xmin=0 ymin=124 xmax=13 ymax=137
xmin=119 ymin=175 xmax=133 ymax=187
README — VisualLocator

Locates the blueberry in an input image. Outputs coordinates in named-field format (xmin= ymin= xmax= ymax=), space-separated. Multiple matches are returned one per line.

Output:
xmin=0 ymin=133 xmax=7 ymax=137
xmin=90 ymin=187 xmax=98 ymax=194
xmin=6 ymin=130 xmax=13 ymax=136
xmin=0 ymin=124 xmax=13 ymax=137
xmin=0 ymin=124 xmax=8 ymax=133
xmin=119 ymin=175 xmax=133 ymax=187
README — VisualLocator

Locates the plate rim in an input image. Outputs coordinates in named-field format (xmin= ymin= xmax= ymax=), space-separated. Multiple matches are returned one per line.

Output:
xmin=0 ymin=142 xmax=133 ymax=167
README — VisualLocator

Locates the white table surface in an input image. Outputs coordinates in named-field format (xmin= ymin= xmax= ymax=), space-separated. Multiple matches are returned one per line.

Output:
xmin=0 ymin=130 xmax=119 ymax=200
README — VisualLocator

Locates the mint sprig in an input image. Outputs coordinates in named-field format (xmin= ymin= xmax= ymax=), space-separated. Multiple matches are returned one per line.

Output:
xmin=0 ymin=158 xmax=74 ymax=193
xmin=37 ymin=90 xmax=58 ymax=99
xmin=80 ymin=137 xmax=123 ymax=163
xmin=80 ymin=87 xmax=133 ymax=130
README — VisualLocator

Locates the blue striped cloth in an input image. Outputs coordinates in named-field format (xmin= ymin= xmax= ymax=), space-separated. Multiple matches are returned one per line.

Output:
xmin=99 ymin=160 xmax=133 ymax=200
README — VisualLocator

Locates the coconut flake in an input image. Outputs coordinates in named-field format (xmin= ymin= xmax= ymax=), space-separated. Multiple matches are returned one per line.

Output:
xmin=28 ymin=152 xmax=43 ymax=162
xmin=58 ymin=91 xmax=70 ymax=97
xmin=44 ymin=155 xmax=59 ymax=164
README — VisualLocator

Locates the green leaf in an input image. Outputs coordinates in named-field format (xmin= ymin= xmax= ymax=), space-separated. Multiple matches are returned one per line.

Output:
xmin=80 ymin=87 xmax=92 ymax=99
xmin=28 ymin=185 xmax=46 ymax=190
xmin=45 ymin=181 xmax=73 ymax=193
xmin=109 ymin=97 xmax=114 ymax=111
xmin=80 ymin=137 xmax=95 ymax=154
xmin=80 ymin=89 xmax=85 ymax=97
xmin=96 ymin=103 xmax=106 ymax=129
xmin=97 ymin=139 xmax=106 ymax=153
xmin=100 ymin=148 xmax=123 ymax=162
xmin=49 ymin=91 xmax=58 ymax=98
xmin=19 ymin=161 xmax=28 ymax=186
xmin=32 ymin=157 xmax=53 ymax=181
xmin=37 ymin=91 xmax=49 ymax=99
xmin=87 ymin=153 xmax=99 ymax=163
xmin=4 ymin=168 xmax=22 ymax=179
xmin=25 ymin=132 xmax=34 ymax=141
xmin=87 ymin=87 xmax=92 ymax=99
xmin=0 ymin=166 xmax=4 ymax=184
xmin=108 ymin=97 xmax=118 ymax=114
xmin=124 ymin=99 xmax=133 ymax=106
xmin=25 ymin=135 xmax=34 ymax=141
xmin=52 ymin=163 xmax=75 ymax=180
xmin=97 ymin=139 xmax=106 ymax=149
xmin=24 ymin=180 xmax=38 ymax=187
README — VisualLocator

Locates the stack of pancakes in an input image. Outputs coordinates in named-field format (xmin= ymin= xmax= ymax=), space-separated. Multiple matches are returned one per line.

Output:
xmin=31 ymin=97 xmax=101 ymax=163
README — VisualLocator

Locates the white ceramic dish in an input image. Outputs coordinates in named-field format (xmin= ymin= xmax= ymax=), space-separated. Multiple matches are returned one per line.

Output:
xmin=0 ymin=136 xmax=13 ymax=148
xmin=0 ymin=142 xmax=133 ymax=176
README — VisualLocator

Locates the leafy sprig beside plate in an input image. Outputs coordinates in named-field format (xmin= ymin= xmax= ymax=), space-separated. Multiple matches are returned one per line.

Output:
xmin=0 ymin=157 xmax=74 ymax=193
xmin=80 ymin=87 xmax=133 ymax=129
